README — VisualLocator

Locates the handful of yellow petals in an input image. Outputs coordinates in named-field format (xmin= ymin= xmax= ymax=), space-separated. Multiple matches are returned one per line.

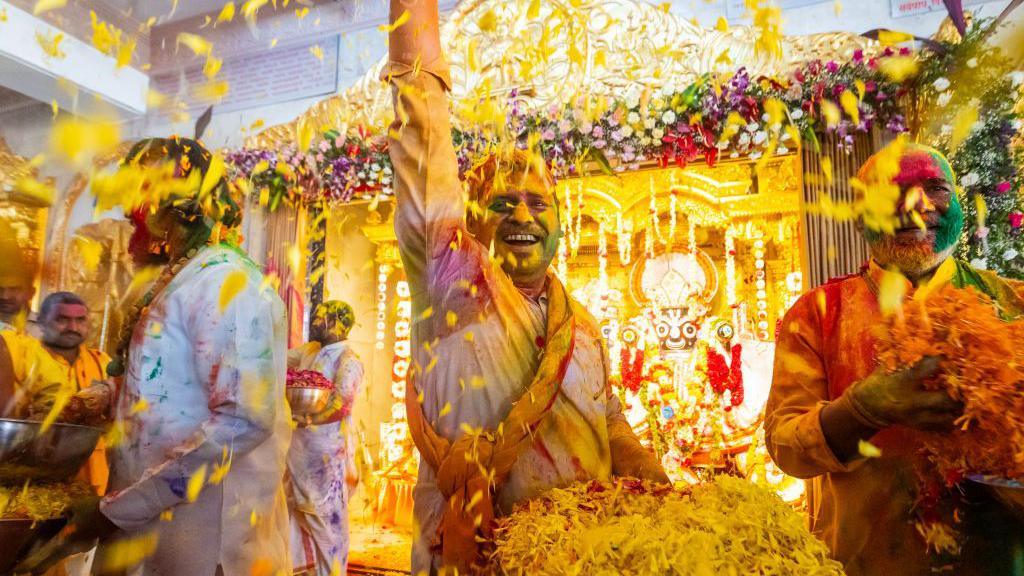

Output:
xmin=491 ymin=475 xmax=844 ymax=575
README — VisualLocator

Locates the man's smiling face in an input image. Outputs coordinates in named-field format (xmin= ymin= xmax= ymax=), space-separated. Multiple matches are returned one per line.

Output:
xmin=863 ymin=146 xmax=963 ymax=277
xmin=472 ymin=169 xmax=561 ymax=289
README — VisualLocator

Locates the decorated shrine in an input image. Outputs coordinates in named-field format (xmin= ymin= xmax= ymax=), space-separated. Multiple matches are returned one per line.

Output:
xmin=554 ymin=160 xmax=802 ymax=479
xmin=222 ymin=0 xmax=1021 ymax=542
xmin=232 ymin=0 xmax=896 ymax=520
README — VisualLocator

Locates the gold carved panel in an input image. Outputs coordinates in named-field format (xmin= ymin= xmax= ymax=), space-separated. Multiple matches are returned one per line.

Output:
xmin=250 ymin=0 xmax=876 ymax=149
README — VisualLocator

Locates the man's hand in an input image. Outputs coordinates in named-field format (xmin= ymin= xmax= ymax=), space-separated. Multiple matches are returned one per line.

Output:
xmin=17 ymin=496 xmax=120 ymax=574
xmin=848 ymin=356 xmax=962 ymax=431
xmin=60 ymin=381 xmax=112 ymax=426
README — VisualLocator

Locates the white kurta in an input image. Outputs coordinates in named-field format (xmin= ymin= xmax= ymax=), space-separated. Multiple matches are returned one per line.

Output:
xmin=101 ymin=244 xmax=292 ymax=576
xmin=287 ymin=341 xmax=363 ymax=576
xmin=388 ymin=64 xmax=632 ymax=574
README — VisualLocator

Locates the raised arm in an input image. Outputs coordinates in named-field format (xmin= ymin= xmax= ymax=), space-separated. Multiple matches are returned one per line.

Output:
xmin=387 ymin=0 xmax=470 ymax=306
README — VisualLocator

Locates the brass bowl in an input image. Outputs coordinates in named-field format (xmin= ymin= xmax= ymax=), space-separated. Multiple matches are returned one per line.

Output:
xmin=0 ymin=517 xmax=66 ymax=574
xmin=286 ymin=387 xmax=331 ymax=418
xmin=0 ymin=419 xmax=103 ymax=483
xmin=968 ymin=475 xmax=1024 ymax=521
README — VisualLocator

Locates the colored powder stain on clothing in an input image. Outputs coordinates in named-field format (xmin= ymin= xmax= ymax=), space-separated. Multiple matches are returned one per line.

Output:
xmin=147 ymin=357 xmax=163 ymax=381
xmin=166 ymin=476 xmax=187 ymax=498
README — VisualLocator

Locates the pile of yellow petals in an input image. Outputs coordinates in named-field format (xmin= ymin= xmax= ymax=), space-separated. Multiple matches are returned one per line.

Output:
xmin=876 ymin=285 xmax=1024 ymax=481
xmin=0 ymin=480 xmax=93 ymax=521
xmin=491 ymin=475 xmax=844 ymax=575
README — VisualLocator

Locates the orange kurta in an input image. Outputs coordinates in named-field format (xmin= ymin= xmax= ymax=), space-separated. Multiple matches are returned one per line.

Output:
xmin=766 ymin=258 xmax=985 ymax=575
xmin=49 ymin=345 xmax=111 ymax=494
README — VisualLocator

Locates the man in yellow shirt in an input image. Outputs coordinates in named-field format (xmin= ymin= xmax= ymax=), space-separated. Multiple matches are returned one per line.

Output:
xmin=0 ymin=222 xmax=69 ymax=420
xmin=37 ymin=291 xmax=112 ymax=494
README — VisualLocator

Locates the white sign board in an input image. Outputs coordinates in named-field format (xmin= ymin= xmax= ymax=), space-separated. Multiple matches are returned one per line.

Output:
xmin=726 ymin=0 xmax=833 ymax=20
xmin=891 ymin=0 xmax=996 ymax=19
xmin=152 ymin=35 xmax=340 ymax=113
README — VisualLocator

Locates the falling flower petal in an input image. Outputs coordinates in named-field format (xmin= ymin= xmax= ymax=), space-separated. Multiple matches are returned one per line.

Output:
xmin=186 ymin=464 xmax=208 ymax=503
xmin=36 ymin=30 xmax=66 ymax=59
xmin=378 ymin=9 xmax=410 ymax=33
xmin=218 ymin=270 xmax=248 ymax=312
xmin=217 ymin=2 xmax=236 ymax=24
xmin=33 ymin=0 xmax=66 ymax=15
xmin=176 ymin=32 xmax=213 ymax=56
xmin=74 ymin=236 xmax=102 ymax=272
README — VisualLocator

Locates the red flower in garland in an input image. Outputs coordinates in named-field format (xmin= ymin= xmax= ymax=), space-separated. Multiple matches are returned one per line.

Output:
xmin=706 ymin=344 xmax=744 ymax=406
xmin=620 ymin=347 xmax=646 ymax=393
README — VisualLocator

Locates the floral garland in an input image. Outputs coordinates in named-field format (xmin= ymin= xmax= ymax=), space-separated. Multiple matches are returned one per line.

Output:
xmin=619 ymin=346 xmax=645 ymax=393
xmin=225 ymin=30 xmax=1023 ymax=279
xmin=911 ymin=19 xmax=1024 ymax=279
xmin=226 ymin=49 xmax=909 ymax=203
xmin=706 ymin=344 xmax=744 ymax=408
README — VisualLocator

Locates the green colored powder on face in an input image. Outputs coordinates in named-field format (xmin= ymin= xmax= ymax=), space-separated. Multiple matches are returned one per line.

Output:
xmin=934 ymin=192 xmax=964 ymax=253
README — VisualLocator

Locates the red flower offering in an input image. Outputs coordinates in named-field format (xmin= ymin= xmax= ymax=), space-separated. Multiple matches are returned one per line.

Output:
xmin=286 ymin=368 xmax=334 ymax=391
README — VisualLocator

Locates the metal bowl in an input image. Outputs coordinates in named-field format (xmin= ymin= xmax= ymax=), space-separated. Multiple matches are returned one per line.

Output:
xmin=0 ymin=419 xmax=103 ymax=483
xmin=0 ymin=517 xmax=66 ymax=574
xmin=968 ymin=475 xmax=1024 ymax=521
xmin=286 ymin=387 xmax=331 ymax=418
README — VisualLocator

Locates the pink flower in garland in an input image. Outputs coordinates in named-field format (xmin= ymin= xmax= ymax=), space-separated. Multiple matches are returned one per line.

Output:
xmin=1010 ymin=211 xmax=1024 ymax=229
xmin=996 ymin=181 xmax=1012 ymax=194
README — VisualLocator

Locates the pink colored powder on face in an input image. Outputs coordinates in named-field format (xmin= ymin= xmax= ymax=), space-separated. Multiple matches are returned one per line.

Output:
xmin=893 ymin=151 xmax=944 ymax=187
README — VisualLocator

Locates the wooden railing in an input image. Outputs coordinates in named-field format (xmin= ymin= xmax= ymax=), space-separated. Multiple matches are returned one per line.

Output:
xmin=800 ymin=130 xmax=887 ymax=288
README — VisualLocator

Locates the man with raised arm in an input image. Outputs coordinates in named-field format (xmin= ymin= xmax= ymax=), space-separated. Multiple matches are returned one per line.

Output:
xmin=385 ymin=2 xmax=668 ymax=573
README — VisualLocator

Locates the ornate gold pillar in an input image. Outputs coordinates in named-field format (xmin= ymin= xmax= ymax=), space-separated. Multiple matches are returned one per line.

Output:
xmin=0 ymin=139 xmax=51 ymax=311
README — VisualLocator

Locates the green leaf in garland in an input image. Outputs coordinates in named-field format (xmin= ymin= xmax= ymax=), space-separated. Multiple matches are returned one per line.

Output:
xmin=587 ymin=147 xmax=616 ymax=177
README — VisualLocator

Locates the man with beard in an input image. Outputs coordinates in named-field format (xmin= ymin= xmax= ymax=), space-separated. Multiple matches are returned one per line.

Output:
xmin=765 ymin=140 xmax=1024 ymax=575
xmin=22 ymin=136 xmax=292 ymax=576
xmin=385 ymin=2 xmax=667 ymax=573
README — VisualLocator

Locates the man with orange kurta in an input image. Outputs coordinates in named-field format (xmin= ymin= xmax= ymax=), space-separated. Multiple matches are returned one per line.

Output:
xmin=37 ymin=291 xmax=112 ymax=494
xmin=385 ymin=2 xmax=668 ymax=573
xmin=766 ymin=140 xmax=1024 ymax=575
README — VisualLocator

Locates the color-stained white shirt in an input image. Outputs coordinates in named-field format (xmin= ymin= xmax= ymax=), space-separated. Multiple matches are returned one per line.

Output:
xmin=288 ymin=340 xmax=363 ymax=575
xmin=388 ymin=63 xmax=628 ymax=574
xmin=101 ymin=244 xmax=292 ymax=576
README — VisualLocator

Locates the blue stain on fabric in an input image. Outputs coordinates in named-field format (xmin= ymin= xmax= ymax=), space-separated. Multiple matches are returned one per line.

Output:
xmin=147 ymin=357 xmax=163 ymax=381
xmin=167 ymin=476 xmax=187 ymax=498
xmin=331 ymin=511 xmax=341 ymax=526
xmin=662 ymin=406 xmax=675 ymax=420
